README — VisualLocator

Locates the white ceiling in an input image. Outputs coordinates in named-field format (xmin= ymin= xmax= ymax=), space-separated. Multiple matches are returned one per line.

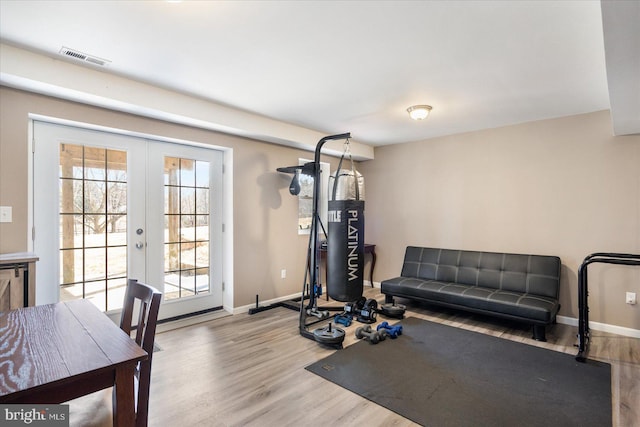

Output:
xmin=0 ymin=1 xmax=634 ymax=146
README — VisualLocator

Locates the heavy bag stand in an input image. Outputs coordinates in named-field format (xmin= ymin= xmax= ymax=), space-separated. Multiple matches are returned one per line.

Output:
xmin=298 ymin=133 xmax=353 ymax=347
xmin=575 ymin=252 xmax=640 ymax=362
xmin=266 ymin=133 xmax=353 ymax=347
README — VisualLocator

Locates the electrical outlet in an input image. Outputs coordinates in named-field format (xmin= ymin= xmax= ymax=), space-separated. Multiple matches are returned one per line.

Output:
xmin=626 ymin=292 xmax=637 ymax=305
xmin=281 ymin=269 xmax=286 ymax=279
xmin=0 ymin=206 xmax=12 ymax=223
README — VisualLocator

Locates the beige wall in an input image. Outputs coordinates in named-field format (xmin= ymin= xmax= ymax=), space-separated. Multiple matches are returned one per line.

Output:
xmin=359 ymin=110 xmax=640 ymax=330
xmin=0 ymin=86 xmax=344 ymax=308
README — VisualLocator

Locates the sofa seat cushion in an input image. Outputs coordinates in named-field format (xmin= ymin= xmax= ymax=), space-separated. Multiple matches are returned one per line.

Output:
xmin=381 ymin=277 xmax=559 ymax=323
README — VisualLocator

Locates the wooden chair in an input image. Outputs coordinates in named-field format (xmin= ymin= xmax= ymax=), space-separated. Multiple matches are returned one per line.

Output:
xmin=68 ymin=279 xmax=161 ymax=427
xmin=119 ymin=279 xmax=162 ymax=427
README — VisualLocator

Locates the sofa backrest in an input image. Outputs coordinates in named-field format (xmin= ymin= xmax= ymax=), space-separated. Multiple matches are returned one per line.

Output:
xmin=400 ymin=247 xmax=561 ymax=299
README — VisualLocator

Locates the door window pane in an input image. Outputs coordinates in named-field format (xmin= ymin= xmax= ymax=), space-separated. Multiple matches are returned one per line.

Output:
xmin=59 ymin=144 xmax=83 ymax=179
xmin=59 ymin=214 xmax=82 ymax=249
xmin=84 ymin=147 xmax=107 ymax=181
xmin=60 ymin=248 xmax=83 ymax=286
xmin=180 ymin=159 xmax=195 ymax=187
xmin=181 ymin=188 xmax=196 ymax=214
xmin=195 ymin=161 xmax=210 ymax=187
xmin=108 ymin=182 xmax=127 ymax=213
xmin=165 ymin=187 xmax=180 ymax=214
xmin=106 ymin=215 xmax=127 ymax=245
xmin=84 ymin=181 xmax=106 ymax=214
xmin=59 ymin=179 xmax=83 ymax=213
xmin=106 ymin=150 xmax=127 ymax=182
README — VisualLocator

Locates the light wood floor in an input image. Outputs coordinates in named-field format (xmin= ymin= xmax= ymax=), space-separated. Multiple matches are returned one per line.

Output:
xmin=149 ymin=288 xmax=640 ymax=426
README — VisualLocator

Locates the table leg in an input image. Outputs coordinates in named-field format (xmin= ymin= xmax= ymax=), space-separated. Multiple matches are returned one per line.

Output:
xmin=369 ymin=250 xmax=376 ymax=287
xmin=113 ymin=364 xmax=136 ymax=426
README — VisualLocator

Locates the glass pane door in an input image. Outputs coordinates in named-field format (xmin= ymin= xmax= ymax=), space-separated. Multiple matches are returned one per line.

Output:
xmin=147 ymin=143 xmax=223 ymax=319
xmin=33 ymin=121 xmax=146 ymax=310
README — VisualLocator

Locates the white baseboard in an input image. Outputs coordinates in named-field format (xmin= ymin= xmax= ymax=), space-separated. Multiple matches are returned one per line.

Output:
xmin=556 ymin=316 xmax=579 ymax=327
xmin=557 ymin=315 xmax=640 ymax=339
xmin=157 ymin=309 xmax=232 ymax=333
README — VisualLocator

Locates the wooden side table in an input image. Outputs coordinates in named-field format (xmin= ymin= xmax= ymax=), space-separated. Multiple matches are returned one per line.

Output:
xmin=363 ymin=244 xmax=376 ymax=287
xmin=0 ymin=252 xmax=39 ymax=310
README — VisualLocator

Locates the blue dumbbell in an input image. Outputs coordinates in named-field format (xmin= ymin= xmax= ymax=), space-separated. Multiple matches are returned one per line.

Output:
xmin=376 ymin=321 xmax=403 ymax=338
xmin=334 ymin=313 xmax=353 ymax=327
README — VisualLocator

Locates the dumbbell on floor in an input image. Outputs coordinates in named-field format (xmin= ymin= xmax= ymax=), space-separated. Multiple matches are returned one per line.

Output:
xmin=376 ymin=321 xmax=403 ymax=338
xmin=334 ymin=313 xmax=353 ymax=327
xmin=306 ymin=308 xmax=329 ymax=319
xmin=355 ymin=325 xmax=385 ymax=344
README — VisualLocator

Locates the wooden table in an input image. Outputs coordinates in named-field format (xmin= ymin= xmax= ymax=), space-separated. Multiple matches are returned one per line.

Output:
xmin=0 ymin=299 xmax=147 ymax=426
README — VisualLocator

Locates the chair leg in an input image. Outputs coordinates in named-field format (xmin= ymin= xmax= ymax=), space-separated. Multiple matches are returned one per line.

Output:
xmin=532 ymin=325 xmax=547 ymax=342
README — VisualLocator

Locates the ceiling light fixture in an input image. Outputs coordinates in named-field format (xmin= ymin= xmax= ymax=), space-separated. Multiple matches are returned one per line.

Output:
xmin=407 ymin=105 xmax=432 ymax=120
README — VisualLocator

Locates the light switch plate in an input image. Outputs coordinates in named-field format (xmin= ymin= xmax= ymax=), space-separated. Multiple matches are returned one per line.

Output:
xmin=0 ymin=206 xmax=12 ymax=223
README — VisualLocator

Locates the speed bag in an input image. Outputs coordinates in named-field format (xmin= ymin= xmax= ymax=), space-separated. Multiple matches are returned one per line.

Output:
xmin=327 ymin=199 xmax=365 ymax=302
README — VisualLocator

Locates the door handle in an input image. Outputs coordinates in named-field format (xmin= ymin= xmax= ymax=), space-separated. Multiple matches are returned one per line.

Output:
xmin=135 ymin=241 xmax=145 ymax=249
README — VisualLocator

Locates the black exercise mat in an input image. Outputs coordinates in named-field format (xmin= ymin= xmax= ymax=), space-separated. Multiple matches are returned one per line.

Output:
xmin=306 ymin=317 xmax=611 ymax=426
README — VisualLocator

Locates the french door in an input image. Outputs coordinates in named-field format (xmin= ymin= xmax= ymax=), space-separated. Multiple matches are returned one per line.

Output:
xmin=33 ymin=121 xmax=223 ymax=321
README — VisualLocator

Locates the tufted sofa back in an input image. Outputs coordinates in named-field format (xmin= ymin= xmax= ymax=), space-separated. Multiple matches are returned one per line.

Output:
xmin=401 ymin=247 xmax=561 ymax=299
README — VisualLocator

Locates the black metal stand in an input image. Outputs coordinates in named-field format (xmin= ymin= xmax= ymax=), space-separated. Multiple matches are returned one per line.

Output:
xmin=576 ymin=252 xmax=640 ymax=362
xmin=247 ymin=294 xmax=301 ymax=315
xmin=252 ymin=133 xmax=351 ymax=348
xmin=298 ymin=133 xmax=351 ymax=345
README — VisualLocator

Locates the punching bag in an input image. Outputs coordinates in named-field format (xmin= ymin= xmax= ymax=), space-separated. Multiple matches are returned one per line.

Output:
xmin=327 ymin=167 xmax=365 ymax=302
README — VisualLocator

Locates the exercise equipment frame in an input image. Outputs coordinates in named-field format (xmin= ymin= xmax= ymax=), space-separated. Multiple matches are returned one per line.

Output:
xmin=250 ymin=133 xmax=355 ymax=347
xmin=298 ymin=133 xmax=352 ymax=345
xmin=576 ymin=252 xmax=640 ymax=362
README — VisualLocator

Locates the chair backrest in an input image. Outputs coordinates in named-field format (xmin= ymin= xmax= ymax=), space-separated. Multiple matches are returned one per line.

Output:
xmin=119 ymin=279 xmax=162 ymax=427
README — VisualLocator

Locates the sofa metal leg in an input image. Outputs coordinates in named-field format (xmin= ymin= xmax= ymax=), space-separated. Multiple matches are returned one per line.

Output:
xmin=532 ymin=325 xmax=547 ymax=342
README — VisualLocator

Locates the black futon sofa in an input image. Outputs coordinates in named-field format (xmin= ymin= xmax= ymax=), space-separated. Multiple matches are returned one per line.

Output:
xmin=381 ymin=246 xmax=561 ymax=341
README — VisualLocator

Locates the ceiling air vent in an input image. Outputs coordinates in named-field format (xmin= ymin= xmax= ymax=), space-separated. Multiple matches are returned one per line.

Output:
xmin=59 ymin=47 xmax=110 ymax=67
